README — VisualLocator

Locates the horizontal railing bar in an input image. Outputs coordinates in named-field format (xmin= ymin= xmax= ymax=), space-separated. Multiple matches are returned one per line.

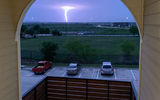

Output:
xmin=88 ymin=96 xmax=109 ymax=99
xmin=47 ymin=76 xmax=132 ymax=83
xmin=48 ymin=96 xmax=66 ymax=100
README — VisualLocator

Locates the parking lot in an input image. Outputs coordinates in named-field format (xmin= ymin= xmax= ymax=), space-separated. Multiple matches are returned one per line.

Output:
xmin=46 ymin=66 xmax=139 ymax=81
xmin=22 ymin=66 xmax=139 ymax=81
xmin=21 ymin=65 xmax=139 ymax=97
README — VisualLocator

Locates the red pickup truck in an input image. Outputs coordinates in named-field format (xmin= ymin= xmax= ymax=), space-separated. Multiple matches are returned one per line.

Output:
xmin=32 ymin=61 xmax=52 ymax=74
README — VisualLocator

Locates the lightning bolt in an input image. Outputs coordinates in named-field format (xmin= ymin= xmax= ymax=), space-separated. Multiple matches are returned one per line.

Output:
xmin=64 ymin=9 xmax=69 ymax=22
xmin=62 ymin=6 xmax=74 ymax=22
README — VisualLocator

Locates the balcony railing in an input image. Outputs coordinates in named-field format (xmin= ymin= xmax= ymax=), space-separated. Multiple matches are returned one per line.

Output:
xmin=22 ymin=76 xmax=137 ymax=100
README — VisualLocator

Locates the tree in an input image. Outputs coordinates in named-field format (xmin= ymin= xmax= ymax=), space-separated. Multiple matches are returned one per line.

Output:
xmin=33 ymin=24 xmax=40 ymax=34
xmin=65 ymin=39 xmax=95 ymax=63
xmin=41 ymin=42 xmax=58 ymax=61
xmin=40 ymin=28 xmax=50 ymax=34
xmin=40 ymin=28 xmax=45 ymax=34
xmin=52 ymin=29 xmax=62 ymax=36
xmin=25 ymin=29 xmax=35 ymax=35
xmin=121 ymin=41 xmax=135 ymax=56
xmin=129 ymin=26 xmax=139 ymax=35
xmin=21 ymin=24 xmax=27 ymax=34
xmin=45 ymin=28 xmax=50 ymax=34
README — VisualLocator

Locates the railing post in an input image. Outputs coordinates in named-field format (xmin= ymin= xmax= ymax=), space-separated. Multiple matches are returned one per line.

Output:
xmin=86 ymin=80 xmax=88 ymax=100
xmin=66 ymin=78 xmax=68 ymax=100
xmin=130 ymin=83 xmax=132 ymax=100
xmin=108 ymin=81 xmax=109 ymax=100
xmin=34 ymin=87 xmax=36 ymax=100
xmin=45 ymin=77 xmax=48 ymax=100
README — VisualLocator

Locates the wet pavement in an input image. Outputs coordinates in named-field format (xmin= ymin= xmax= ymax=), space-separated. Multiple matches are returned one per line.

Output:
xmin=21 ymin=66 xmax=139 ymax=98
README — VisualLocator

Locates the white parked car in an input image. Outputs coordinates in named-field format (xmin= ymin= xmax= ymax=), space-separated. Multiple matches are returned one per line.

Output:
xmin=67 ymin=63 xmax=79 ymax=75
xmin=101 ymin=62 xmax=114 ymax=75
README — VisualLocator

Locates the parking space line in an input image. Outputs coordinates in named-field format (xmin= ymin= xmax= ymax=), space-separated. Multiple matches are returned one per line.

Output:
xmin=92 ymin=69 xmax=96 ymax=78
xmin=114 ymin=69 xmax=117 ymax=79
xmin=46 ymin=67 xmax=56 ymax=74
xmin=96 ymin=70 xmax=100 ymax=79
xmin=131 ymin=70 xmax=136 ymax=80
xmin=63 ymin=71 xmax=66 ymax=77
xmin=78 ymin=68 xmax=83 ymax=78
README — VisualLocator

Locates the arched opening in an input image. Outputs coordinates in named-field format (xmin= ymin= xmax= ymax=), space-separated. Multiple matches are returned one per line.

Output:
xmin=16 ymin=0 xmax=142 ymax=100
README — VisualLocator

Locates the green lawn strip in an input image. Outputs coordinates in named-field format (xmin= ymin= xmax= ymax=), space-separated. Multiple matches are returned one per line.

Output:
xmin=21 ymin=36 xmax=140 ymax=65
xmin=21 ymin=36 xmax=140 ymax=56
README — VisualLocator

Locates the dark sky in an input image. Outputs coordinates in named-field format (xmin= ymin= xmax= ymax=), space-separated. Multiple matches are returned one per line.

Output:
xmin=24 ymin=0 xmax=135 ymax=22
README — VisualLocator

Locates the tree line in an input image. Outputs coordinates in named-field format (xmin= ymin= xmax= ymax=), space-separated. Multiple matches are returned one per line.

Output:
xmin=21 ymin=24 xmax=62 ymax=36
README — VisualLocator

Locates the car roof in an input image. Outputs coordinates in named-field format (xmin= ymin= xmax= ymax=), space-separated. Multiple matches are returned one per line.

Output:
xmin=103 ymin=62 xmax=111 ymax=65
xmin=69 ymin=63 xmax=77 ymax=66
xmin=38 ymin=61 xmax=48 ymax=63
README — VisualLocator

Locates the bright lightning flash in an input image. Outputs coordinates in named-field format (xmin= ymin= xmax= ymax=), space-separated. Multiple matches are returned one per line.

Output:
xmin=61 ymin=6 xmax=74 ymax=22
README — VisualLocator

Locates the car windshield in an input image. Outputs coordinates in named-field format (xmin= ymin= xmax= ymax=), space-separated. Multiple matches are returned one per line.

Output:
xmin=38 ymin=63 xmax=44 ymax=66
xmin=103 ymin=65 xmax=111 ymax=69
xmin=68 ymin=66 xmax=76 ymax=68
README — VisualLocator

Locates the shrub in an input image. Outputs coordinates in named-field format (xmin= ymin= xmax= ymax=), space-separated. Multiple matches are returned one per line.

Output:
xmin=52 ymin=29 xmax=62 ymax=36
xmin=65 ymin=39 xmax=95 ymax=63
xmin=121 ymin=41 xmax=135 ymax=56
xmin=33 ymin=24 xmax=40 ymax=34
xmin=129 ymin=26 xmax=139 ymax=35
xmin=41 ymin=42 xmax=58 ymax=61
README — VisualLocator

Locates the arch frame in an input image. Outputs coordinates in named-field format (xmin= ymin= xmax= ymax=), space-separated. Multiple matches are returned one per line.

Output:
xmin=14 ymin=0 xmax=144 ymax=100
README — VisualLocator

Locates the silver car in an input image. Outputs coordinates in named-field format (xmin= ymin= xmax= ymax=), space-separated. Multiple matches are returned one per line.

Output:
xmin=101 ymin=62 xmax=114 ymax=75
xmin=67 ymin=63 xmax=79 ymax=75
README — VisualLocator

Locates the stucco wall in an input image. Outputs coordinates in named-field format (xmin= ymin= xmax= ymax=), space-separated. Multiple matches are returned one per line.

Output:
xmin=0 ymin=0 xmax=144 ymax=100
xmin=140 ymin=0 xmax=160 ymax=100
xmin=0 ymin=0 xmax=19 ymax=100
xmin=2 ymin=0 xmax=160 ymax=100
xmin=122 ymin=0 xmax=144 ymax=36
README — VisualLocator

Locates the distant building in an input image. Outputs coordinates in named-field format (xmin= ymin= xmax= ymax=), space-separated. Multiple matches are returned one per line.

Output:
xmin=111 ymin=22 xmax=130 ymax=28
xmin=35 ymin=34 xmax=53 ymax=37
xmin=21 ymin=34 xmax=35 ymax=39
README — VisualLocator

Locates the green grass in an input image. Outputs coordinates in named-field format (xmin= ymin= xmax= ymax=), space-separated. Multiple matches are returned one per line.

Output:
xmin=21 ymin=36 xmax=140 ymax=65
xmin=21 ymin=36 xmax=140 ymax=56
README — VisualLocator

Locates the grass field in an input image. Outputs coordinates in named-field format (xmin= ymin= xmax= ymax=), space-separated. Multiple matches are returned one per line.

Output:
xmin=21 ymin=36 xmax=140 ymax=66
xmin=21 ymin=36 xmax=140 ymax=56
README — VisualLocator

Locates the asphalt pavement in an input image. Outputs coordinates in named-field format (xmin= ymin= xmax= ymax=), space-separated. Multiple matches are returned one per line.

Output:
xmin=21 ymin=66 xmax=139 ymax=97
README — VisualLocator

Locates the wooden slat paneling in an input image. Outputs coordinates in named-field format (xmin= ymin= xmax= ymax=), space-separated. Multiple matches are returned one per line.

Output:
xmin=22 ymin=89 xmax=35 ymax=100
xmin=109 ymin=81 xmax=131 ymax=100
xmin=23 ymin=77 xmax=136 ymax=100
xmin=47 ymin=77 xmax=66 ymax=99
xmin=22 ymin=80 xmax=46 ymax=100
xmin=88 ymin=80 xmax=108 ymax=100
